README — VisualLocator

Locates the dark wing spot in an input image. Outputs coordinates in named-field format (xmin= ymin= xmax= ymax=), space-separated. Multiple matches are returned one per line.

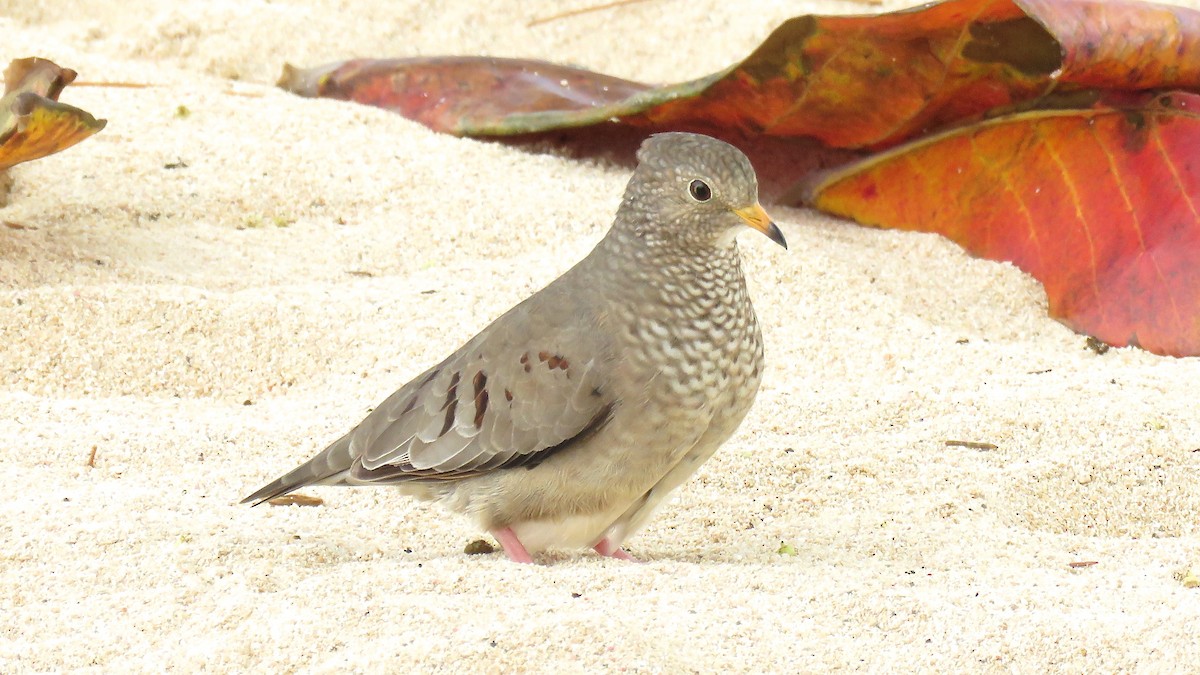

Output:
xmin=504 ymin=389 xmax=514 ymax=402
xmin=474 ymin=390 xmax=489 ymax=428
xmin=439 ymin=372 xmax=461 ymax=437
xmin=472 ymin=371 xmax=489 ymax=428
xmin=537 ymin=351 xmax=551 ymax=363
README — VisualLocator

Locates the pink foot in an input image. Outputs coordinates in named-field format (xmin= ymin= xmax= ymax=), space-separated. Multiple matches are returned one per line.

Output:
xmin=490 ymin=527 xmax=534 ymax=564
xmin=593 ymin=537 xmax=639 ymax=562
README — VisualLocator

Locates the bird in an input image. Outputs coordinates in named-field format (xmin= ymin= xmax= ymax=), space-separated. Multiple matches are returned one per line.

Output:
xmin=242 ymin=132 xmax=787 ymax=563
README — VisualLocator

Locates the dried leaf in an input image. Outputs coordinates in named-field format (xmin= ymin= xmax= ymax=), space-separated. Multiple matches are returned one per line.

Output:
xmin=266 ymin=493 xmax=324 ymax=507
xmin=804 ymin=91 xmax=1200 ymax=357
xmin=0 ymin=58 xmax=106 ymax=173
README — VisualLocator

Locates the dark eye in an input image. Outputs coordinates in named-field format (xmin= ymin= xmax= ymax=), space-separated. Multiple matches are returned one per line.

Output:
xmin=688 ymin=179 xmax=712 ymax=202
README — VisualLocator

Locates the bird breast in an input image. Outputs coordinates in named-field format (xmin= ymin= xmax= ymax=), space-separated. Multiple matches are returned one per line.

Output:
xmin=612 ymin=248 xmax=765 ymax=423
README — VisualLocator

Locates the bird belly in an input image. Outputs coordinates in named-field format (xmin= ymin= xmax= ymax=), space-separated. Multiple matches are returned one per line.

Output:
xmin=509 ymin=505 xmax=628 ymax=553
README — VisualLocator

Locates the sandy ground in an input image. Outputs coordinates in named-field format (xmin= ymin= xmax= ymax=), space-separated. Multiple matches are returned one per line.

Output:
xmin=2 ymin=0 xmax=1199 ymax=672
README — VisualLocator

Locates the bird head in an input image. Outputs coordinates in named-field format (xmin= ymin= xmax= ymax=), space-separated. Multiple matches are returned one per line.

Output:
xmin=620 ymin=132 xmax=787 ymax=251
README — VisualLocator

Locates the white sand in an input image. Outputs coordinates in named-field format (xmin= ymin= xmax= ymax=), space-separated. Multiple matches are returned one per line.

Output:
xmin=3 ymin=0 xmax=1199 ymax=671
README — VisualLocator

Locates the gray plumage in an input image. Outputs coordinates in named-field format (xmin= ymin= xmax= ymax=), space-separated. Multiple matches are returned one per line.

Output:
xmin=242 ymin=132 xmax=786 ymax=562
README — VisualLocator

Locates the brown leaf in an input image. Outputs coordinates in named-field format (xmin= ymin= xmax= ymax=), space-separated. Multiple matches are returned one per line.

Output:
xmin=266 ymin=493 xmax=324 ymax=507
xmin=0 ymin=58 xmax=106 ymax=173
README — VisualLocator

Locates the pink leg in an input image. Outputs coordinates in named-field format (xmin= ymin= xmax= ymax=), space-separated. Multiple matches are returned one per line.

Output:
xmin=490 ymin=527 xmax=534 ymax=564
xmin=593 ymin=537 xmax=639 ymax=562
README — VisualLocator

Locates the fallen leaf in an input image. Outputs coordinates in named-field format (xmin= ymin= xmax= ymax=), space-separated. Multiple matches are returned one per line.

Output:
xmin=277 ymin=57 xmax=650 ymax=137
xmin=805 ymin=91 xmax=1200 ymax=356
xmin=279 ymin=0 xmax=1200 ymax=149
xmin=266 ymin=493 xmax=324 ymax=507
xmin=0 ymin=58 xmax=106 ymax=173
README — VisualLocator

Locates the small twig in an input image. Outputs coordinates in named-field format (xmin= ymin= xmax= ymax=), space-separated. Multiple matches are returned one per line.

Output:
xmin=528 ymin=0 xmax=654 ymax=27
xmin=73 ymin=81 xmax=155 ymax=89
xmin=1069 ymin=561 xmax=1098 ymax=568
xmin=943 ymin=440 xmax=997 ymax=450
xmin=86 ymin=445 xmax=98 ymax=468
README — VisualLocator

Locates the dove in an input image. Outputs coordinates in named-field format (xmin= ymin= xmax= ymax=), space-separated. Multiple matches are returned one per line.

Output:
xmin=242 ymin=132 xmax=786 ymax=563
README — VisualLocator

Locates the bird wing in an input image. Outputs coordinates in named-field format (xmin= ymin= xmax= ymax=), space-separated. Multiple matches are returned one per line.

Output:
xmin=346 ymin=297 xmax=616 ymax=483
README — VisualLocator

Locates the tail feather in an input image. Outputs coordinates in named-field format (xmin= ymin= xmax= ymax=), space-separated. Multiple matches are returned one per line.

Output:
xmin=241 ymin=432 xmax=355 ymax=506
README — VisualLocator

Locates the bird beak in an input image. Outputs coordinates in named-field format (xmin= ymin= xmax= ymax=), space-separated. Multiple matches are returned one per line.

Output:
xmin=734 ymin=203 xmax=787 ymax=249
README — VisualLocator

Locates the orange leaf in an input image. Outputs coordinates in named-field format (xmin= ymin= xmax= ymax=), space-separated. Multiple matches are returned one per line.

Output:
xmin=0 ymin=57 xmax=106 ymax=172
xmin=803 ymin=91 xmax=1200 ymax=357
xmin=278 ymin=0 xmax=1200 ymax=149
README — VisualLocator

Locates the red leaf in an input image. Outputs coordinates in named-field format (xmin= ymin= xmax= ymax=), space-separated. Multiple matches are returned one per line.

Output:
xmin=278 ymin=0 xmax=1200 ymax=149
xmin=277 ymin=57 xmax=650 ymax=136
xmin=803 ymin=91 xmax=1200 ymax=357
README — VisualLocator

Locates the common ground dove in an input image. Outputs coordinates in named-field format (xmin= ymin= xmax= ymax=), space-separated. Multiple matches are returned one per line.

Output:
xmin=242 ymin=132 xmax=786 ymax=562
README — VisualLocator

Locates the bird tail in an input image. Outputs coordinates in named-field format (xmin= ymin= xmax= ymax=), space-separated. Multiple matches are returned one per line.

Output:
xmin=240 ymin=432 xmax=355 ymax=506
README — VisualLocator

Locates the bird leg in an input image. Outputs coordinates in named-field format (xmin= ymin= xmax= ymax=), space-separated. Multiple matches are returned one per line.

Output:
xmin=490 ymin=527 xmax=534 ymax=564
xmin=593 ymin=537 xmax=638 ymax=562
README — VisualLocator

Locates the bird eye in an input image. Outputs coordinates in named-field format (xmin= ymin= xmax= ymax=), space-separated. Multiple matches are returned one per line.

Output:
xmin=688 ymin=179 xmax=712 ymax=202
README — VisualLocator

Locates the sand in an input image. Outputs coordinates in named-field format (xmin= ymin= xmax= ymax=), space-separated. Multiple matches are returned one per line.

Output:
xmin=2 ymin=0 xmax=1198 ymax=671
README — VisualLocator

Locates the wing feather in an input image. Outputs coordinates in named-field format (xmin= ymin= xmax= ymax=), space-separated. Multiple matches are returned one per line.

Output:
xmin=347 ymin=295 xmax=615 ymax=483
